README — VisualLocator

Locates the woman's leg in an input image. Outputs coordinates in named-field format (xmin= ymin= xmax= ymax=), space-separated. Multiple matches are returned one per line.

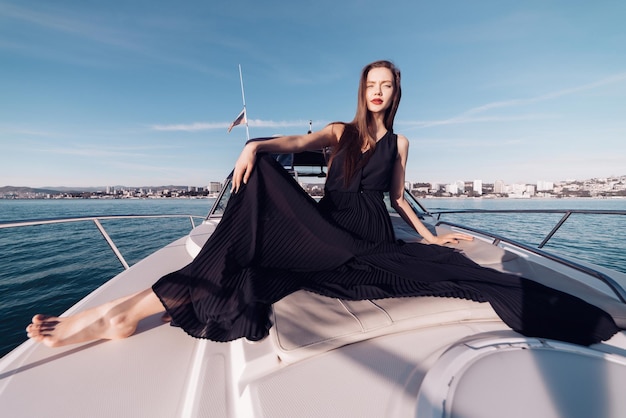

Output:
xmin=26 ymin=288 xmax=165 ymax=347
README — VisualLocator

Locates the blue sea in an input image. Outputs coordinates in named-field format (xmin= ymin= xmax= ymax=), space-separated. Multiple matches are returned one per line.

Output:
xmin=0 ymin=198 xmax=213 ymax=358
xmin=1 ymin=197 xmax=625 ymax=358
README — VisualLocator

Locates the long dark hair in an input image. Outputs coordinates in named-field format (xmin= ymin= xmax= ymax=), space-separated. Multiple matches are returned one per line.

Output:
xmin=329 ymin=60 xmax=402 ymax=186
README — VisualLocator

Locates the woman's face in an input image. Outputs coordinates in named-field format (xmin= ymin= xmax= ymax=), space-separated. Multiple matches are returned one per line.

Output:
xmin=365 ymin=67 xmax=395 ymax=114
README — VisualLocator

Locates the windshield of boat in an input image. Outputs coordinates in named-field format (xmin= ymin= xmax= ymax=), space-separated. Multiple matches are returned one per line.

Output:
xmin=386 ymin=191 xmax=429 ymax=218
xmin=208 ymin=178 xmax=233 ymax=218
xmin=207 ymin=177 xmax=428 ymax=220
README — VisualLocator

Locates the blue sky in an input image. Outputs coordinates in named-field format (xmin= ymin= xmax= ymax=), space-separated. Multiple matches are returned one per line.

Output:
xmin=1 ymin=0 xmax=625 ymax=188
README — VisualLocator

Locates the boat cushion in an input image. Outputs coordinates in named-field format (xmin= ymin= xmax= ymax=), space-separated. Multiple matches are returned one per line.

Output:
xmin=270 ymin=291 xmax=499 ymax=364
xmin=270 ymin=228 xmax=510 ymax=364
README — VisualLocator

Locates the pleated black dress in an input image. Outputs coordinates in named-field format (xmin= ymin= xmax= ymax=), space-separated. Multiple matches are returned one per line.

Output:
xmin=153 ymin=129 xmax=619 ymax=346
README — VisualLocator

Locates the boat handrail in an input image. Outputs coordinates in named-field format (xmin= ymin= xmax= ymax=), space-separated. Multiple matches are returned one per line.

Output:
xmin=435 ymin=214 xmax=626 ymax=303
xmin=0 ymin=214 xmax=204 ymax=270
xmin=427 ymin=209 xmax=626 ymax=248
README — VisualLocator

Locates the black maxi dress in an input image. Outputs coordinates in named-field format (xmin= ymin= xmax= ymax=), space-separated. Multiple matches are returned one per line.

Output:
xmin=153 ymin=129 xmax=619 ymax=346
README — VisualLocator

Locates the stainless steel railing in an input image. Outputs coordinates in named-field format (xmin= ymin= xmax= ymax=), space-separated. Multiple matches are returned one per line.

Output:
xmin=0 ymin=214 xmax=203 ymax=270
xmin=427 ymin=208 xmax=626 ymax=248
xmin=427 ymin=209 xmax=626 ymax=303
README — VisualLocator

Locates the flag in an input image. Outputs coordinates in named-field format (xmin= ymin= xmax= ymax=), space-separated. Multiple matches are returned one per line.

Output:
xmin=228 ymin=108 xmax=246 ymax=133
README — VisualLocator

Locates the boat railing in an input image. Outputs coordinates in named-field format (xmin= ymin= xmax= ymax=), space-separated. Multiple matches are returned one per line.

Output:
xmin=428 ymin=208 xmax=626 ymax=248
xmin=428 ymin=209 xmax=626 ymax=303
xmin=0 ymin=214 xmax=204 ymax=270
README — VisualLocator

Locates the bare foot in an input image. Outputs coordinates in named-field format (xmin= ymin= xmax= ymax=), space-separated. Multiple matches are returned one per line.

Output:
xmin=26 ymin=289 xmax=164 ymax=348
xmin=26 ymin=306 xmax=136 ymax=348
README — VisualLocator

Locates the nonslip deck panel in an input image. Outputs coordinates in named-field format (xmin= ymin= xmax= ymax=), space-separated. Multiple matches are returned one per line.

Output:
xmin=0 ymin=238 xmax=202 ymax=418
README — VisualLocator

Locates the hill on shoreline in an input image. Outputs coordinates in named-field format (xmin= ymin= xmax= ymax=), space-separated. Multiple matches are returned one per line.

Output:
xmin=0 ymin=186 xmax=66 ymax=194
xmin=0 ymin=185 xmax=192 ymax=194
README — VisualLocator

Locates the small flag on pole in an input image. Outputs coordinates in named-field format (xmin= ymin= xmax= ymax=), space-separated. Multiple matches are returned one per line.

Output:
xmin=228 ymin=108 xmax=247 ymax=133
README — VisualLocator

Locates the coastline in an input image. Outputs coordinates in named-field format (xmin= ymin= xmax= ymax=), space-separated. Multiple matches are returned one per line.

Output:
xmin=2 ymin=194 xmax=625 ymax=201
xmin=3 ymin=174 xmax=626 ymax=200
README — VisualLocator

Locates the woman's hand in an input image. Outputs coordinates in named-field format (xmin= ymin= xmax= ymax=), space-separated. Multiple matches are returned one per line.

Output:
xmin=231 ymin=143 xmax=257 ymax=193
xmin=427 ymin=232 xmax=474 ymax=246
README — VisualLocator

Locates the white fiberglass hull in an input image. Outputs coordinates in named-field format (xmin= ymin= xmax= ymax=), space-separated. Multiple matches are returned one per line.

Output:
xmin=2 ymin=219 xmax=626 ymax=417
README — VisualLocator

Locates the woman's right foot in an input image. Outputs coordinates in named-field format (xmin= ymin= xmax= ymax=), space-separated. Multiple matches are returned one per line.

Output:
xmin=26 ymin=289 xmax=165 ymax=348
xmin=26 ymin=307 xmax=135 ymax=348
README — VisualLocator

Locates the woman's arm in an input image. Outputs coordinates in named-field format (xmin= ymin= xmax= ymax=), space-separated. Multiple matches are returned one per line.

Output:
xmin=232 ymin=123 xmax=343 ymax=192
xmin=390 ymin=135 xmax=473 ymax=245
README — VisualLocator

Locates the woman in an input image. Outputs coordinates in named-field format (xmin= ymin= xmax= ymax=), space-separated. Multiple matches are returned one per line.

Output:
xmin=27 ymin=60 xmax=620 ymax=347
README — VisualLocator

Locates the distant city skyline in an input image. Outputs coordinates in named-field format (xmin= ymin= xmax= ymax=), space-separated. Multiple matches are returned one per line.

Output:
xmin=2 ymin=171 xmax=625 ymax=192
xmin=1 ymin=1 xmax=625 ymax=187
xmin=4 ymin=173 xmax=625 ymax=200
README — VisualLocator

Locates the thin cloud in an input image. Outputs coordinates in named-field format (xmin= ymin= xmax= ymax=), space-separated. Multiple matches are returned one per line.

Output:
xmin=464 ymin=72 xmax=626 ymax=116
xmin=151 ymin=122 xmax=229 ymax=132
xmin=32 ymin=144 xmax=180 ymax=158
xmin=404 ymin=72 xmax=626 ymax=129
xmin=0 ymin=2 xmax=137 ymax=50
xmin=400 ymin=114 xmax=555 ymax=129
xmin=151 ymin=119 xmax=315 ymax=132
xmin=249 ymin=119 xmax=319 ymax=129
xmin=0 ymin=125 xmax=59 ymax=137
xmin=0 ymin=2 xmax=227 ymax=76
xmin=421 ymin=11 xmax=550 ymax=45
xmin=412 ymin=136 xmax=525 ymax=148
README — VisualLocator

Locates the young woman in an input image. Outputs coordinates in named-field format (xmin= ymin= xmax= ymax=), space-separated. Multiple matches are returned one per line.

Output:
xmin=27 ymin=60 xmax=621 ymax=347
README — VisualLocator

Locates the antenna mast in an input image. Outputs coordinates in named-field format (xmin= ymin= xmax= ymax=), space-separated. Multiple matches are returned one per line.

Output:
xmin=239 ymin=64 xmax=250 ymax=141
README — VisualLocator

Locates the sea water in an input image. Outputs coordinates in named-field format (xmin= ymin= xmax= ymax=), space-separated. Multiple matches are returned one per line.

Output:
xmin=1 ymin=197 xmax=625 ymax=357
xmin=0 ymin=198 xmax=213 ymax=357
xmin=426 ymin=198 xmax=626 ymax=274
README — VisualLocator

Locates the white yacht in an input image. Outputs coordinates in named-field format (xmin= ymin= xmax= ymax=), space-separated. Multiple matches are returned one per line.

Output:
xmin=1 ymin=150 xmax=626 ymax=418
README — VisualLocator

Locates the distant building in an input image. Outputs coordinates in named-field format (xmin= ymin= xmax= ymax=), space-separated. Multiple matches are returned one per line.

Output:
xmin=537 ymin=180 xmax=554 ymax=192
xmin=208 ymin=182 xmax=222 ymax=193
xmin=494 ymin=180 xmax=505 ymax=194
xmin=446 ymin=183 xmax=459 ymax=195
xmin=473 ymin=180 xmax=483 ymax=196
xmin=508 ymin=183 xmax=527 ymax=196
xmin=411 ymin=182 xmax=431 ymax=195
